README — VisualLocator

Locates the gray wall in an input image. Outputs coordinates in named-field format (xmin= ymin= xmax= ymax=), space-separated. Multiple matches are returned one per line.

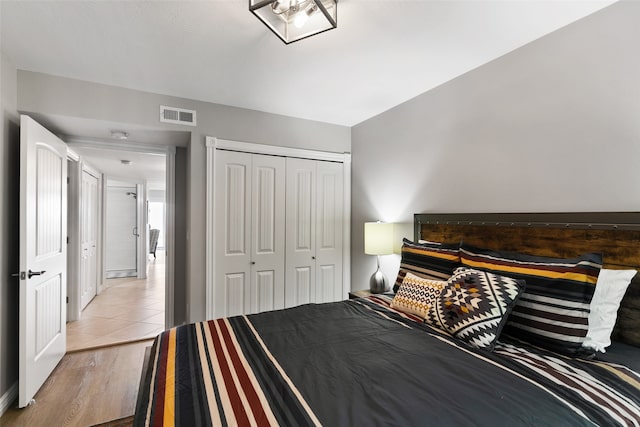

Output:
xmin=0 ymin=51 xmax=20 ymax=401
xmin=351 ymin=1 xmax=640 ymax=289
xmin=16 ymin=71 xmax=351 ymax=322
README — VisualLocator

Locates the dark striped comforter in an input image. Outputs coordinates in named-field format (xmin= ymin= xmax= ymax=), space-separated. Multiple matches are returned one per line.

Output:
xmin=135 ymin=295 xmax=640 ymax=426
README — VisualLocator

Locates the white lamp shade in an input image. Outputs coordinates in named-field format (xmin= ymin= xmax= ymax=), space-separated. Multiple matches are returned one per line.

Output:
xmin=364 ymin=222 xmax=394 ymax=255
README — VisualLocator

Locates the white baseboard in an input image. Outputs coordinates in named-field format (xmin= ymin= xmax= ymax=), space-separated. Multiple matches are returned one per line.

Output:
xmin=0 ymin=382 xmax=17 ymax=417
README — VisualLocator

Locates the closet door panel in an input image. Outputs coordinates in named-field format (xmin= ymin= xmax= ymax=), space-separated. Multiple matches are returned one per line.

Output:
xmin=225 ymin=273 xmax=246 ymax=317
xmin=214 ymin=150 xmax=252 ymax=318
xmin=315 ymin=161 xmax=344 ymax=303
xmin=251 ymin=155 xmax=285 ymax=313
xmin=285 ymin=158 xmax=316 ymax=307
xmin=255 ymin=270 xmax=275 ymax=313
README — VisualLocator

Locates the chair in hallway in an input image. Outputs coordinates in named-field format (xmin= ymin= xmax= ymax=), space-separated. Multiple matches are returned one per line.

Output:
xmin=149 ymin=228 xmax=160 ymax=259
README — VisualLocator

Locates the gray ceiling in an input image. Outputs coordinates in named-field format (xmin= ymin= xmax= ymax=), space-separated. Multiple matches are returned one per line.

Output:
xmin=0 ymin=0 xmax=615 ymax=185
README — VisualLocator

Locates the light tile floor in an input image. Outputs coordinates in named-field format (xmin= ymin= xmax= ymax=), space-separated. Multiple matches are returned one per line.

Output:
xmin=66 ymin=251 xmax=166 ymax=352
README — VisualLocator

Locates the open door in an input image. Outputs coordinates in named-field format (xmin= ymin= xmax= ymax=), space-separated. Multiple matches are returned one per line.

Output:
xmin=18 ymin=115 xmax=67 ymax=408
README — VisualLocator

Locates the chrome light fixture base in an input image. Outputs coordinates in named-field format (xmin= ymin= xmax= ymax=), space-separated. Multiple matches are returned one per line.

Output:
xmin=250 ymin=0 xmax=337 ymax=44
xmin=369 ymin=256 xmax=388 ymax=294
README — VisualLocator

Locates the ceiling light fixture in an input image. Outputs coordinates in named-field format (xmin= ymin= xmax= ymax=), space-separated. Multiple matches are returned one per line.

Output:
xmin=250 ymin=0 xmax=337 ymax=44
xmin=111 ymin=130 xmax=129 ymax=140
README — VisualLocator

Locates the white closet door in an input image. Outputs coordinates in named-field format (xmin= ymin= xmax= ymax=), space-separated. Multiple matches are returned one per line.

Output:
xmin=214 ymin=150 xmax=252 ymax=318
xmin=285 ymin=158 xmax=317 ymax=307
xmin=80 ymin=170 xmax=99 ymax=309
xmin=315 ymin=161 xmax=344 ymax=303
xmin=214 ymin=151 xmax=286 ymax=318
xmin=250 ymin=155 xmax=286 ymax=314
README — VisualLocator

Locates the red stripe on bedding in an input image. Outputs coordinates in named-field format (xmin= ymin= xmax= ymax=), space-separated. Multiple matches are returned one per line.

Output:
xmin=218 ymin=318 xmax=271 ymax=425
xmin=152 ymin=333 xmax=169 ymax=427
xmin=208 ymin=319 xmax=251 ymax=426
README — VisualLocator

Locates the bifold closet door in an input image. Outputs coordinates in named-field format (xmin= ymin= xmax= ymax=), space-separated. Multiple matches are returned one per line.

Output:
xmin=285 ymin=158 xmax=316 ymax=307
xmin=250 ymin=154 xmax=286 ymax=313
xmin=214 ymin=150 xmax=285 ymax=318
xmin=315 ymin=160 xmax=344 ymax=303
xmin=285 ymin=158 xmax=343 ymax=307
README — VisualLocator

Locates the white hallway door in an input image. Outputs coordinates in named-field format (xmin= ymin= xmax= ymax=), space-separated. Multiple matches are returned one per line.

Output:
xmin=80 ymin=170 xmax=99 ymax=309
xmin=18 ymin=115 xmax=68 ymax=408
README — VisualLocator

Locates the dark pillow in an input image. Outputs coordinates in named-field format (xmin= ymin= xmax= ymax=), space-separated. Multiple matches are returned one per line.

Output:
xmin=460 ymin=244 xmax=602 ymax=356
xmin=393 ymin=238 xmax=460 ymax=292
xmin=425 ymin=267 xmax=525 ymax=351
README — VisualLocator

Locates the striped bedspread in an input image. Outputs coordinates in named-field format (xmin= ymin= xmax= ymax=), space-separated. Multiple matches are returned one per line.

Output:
xmin=135 ymin=296 xmax=640 ymax=426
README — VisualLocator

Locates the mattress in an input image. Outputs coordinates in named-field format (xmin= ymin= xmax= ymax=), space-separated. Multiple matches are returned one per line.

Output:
xmin=135 ymin=295 xmax=640 ymax=426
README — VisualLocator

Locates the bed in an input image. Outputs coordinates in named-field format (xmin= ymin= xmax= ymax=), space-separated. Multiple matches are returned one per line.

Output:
xmin=135 ymin=212 xmax=640 ymax=426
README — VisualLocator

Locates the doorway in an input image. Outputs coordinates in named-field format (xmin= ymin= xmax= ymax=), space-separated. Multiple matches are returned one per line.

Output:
xmin=65 ymin=142 xmax=173 ymax=351
xmin=105 ymin=180 xmax=140 ymax=279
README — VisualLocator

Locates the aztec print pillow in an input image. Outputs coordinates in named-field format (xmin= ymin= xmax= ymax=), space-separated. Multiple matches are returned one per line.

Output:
xmin=460 ymin=244 xmax=602 ymax=356
xmin=425 ymin=267 xmax=525 ymax=351
xmin=393 ymin=238 xmax=460 ymax=292
xmin=391 ymin=272 xmax=447 ymax=319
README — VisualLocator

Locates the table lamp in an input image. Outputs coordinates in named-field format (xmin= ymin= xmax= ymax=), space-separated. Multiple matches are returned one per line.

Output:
xmin=364 ymin=221 xmax=394 ymax=293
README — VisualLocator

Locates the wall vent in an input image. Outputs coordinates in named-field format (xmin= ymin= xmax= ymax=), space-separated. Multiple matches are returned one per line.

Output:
xmin=160 ymin=105 xmax=197 ymax=126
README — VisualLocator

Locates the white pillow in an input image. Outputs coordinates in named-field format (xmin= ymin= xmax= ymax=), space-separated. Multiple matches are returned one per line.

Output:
xmin=582 ymin=269 xmax=637 ymax=353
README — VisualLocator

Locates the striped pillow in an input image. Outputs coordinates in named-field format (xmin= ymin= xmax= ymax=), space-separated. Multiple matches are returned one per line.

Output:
xmin=460 ymin=244 xmax=602 ymax=356
xmin=393 ymin=239 xmax=460 ymax=292
xmin=391 ymin=272 xmax=447 ymax=319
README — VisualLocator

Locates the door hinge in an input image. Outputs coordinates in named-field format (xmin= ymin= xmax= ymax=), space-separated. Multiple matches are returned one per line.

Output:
xmin=67 ymin=177 xmax=70 ymax=184
xmin=66 ymin=296 xmax=69 ymax=304
xmin=66 ymin=236 xmax=69 ymax=244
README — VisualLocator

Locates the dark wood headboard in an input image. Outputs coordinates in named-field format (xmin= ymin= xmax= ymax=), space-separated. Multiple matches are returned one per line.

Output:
xmin=414 ymin=212 xmax=640 ymax=348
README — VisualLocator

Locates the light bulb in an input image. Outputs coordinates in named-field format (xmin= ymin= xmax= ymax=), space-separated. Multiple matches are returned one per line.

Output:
xmin=294 ymin=11 xmax=309 ymax=28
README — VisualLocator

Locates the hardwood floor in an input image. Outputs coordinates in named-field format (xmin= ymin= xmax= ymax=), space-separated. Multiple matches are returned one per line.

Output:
xmin=0 ymin=341 xmax=151 ymax=426
xmin=67 ymin=252 xmax=165 ymax=352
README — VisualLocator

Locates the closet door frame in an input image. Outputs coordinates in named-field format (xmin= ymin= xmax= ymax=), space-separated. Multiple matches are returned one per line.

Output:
xmin=205 ymin=137 xmax=351 ymax=320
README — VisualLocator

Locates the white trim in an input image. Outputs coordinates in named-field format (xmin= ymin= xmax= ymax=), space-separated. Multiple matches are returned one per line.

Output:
xmin=205 ymin=141 xmax=216 ymax=319
xmin=342 ymin=153 xmax=352 ymax=300
xmin=0 ymin=382 xmax=17 ymax=417
xmin=208 ymin=137 xmax=349 ymax=163
xmin=205 ymin=136 xmax=351 ymax=319
xmin=66 ymin=138 xmax=177 ymax=155
xmin=66 ymin=148 xmax=80 ymax=162
xmin=68 ymin=138 xmax=175 ymax=327
xmin=81 ymin=162 xmax=101 ymax=179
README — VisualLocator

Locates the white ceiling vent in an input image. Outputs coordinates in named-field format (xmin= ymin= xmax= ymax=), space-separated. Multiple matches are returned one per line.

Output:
xmin=160 ymin=105 xmax=197 ymax=126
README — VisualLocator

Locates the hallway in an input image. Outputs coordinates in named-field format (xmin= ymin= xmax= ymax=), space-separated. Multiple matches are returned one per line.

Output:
xmin=66 ymin=252 xmax=165 ymax=352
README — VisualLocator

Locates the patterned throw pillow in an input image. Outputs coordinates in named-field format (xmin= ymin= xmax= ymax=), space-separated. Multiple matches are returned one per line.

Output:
xmin=425 ymin=267 xmax=525 ymax=351
xmin=460 ymin=244 xmax=602 ymax=356
xmin=393 ymin=239 xmax=460 ymax=292
xmin=391 ymin=272 xmax=447 ymax=319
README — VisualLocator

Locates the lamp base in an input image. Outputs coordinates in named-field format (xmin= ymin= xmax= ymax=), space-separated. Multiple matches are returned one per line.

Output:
xmin=369 ymin=267 xmax=388 ymax=294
